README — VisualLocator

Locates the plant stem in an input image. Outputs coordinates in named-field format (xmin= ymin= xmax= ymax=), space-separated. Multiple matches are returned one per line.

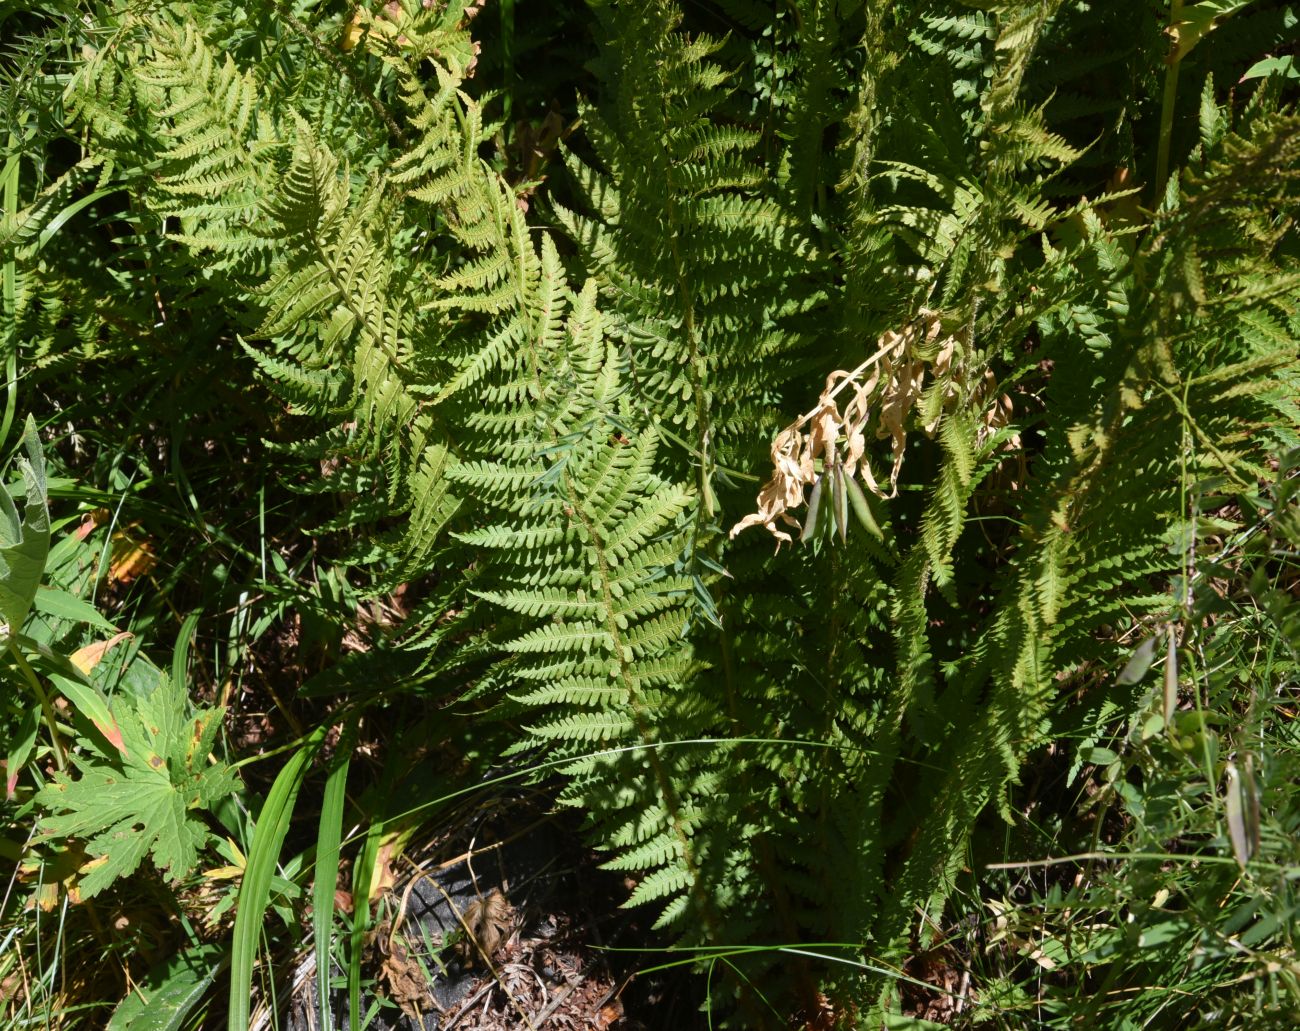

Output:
xmin=9 ymin=642 xmax=67 ymax=773
xmin=1155 ymin=0 xmax=1185 ymax=202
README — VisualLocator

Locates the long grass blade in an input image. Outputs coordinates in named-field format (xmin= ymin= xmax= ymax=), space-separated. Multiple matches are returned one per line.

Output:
xmin=348 ymin=814 xmax=384 ymax=1031
xmin=171 ymin=609 xmax=202 ymax=689
xmin=228 ymin=725 xmax=328 ymax=1031
xmin=314 ymin=726 xmax=353 ymax=1031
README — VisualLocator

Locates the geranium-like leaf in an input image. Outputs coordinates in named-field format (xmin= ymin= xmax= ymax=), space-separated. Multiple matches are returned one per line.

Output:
xmin=35 ymin=676 xmax=236 ymax=897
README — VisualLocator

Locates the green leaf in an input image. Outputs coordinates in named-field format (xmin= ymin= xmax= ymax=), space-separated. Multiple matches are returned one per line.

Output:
xmin=57 ymin=672 xmax=132 ymax=756
xmin=1170 ymin=0 xmax=1259 ymax=62
xmin=230 ymin=725 xmax=328 ymax=1031
xmin=5 ymin=705 xmax=39 ymax=797
xmin=314 ymin=729 xmax=352 ymax=1031
xmin=32 ymin=586 xmax=117 ymax=632
xmin=0 ymin=417 xmax=49 ymax=635
xmin=1116 ymin=635 xmax=1158 ymax=685
xmin=15 ymin=631 xmax=126 ymax=754
xmin=107 ymin=941 xmax=228 ymax=1031
xmin=35 ymin=676 xmax=236 ymax=896
xmin=1241 ymin=55 xmax=1298 ymax=81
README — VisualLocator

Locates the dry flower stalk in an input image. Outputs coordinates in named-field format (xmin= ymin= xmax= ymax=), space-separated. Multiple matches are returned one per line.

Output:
xmin=731 ymin=313 xmax=1017 ymax=545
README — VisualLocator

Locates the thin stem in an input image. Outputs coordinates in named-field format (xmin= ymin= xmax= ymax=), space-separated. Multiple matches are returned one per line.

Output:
xmin=9 ymin=642 xmax=67 ymax=773
xmin=1155 ymin=0 xmax=1185 ymax=202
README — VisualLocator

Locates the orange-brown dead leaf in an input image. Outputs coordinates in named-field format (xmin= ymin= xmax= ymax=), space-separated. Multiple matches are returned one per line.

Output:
xmin=74 ymin=508 xmax=110 ymax=541
xmin=593 ymin=998 xmax=625 ymax=1029
xmin=108 ymin=532 xmax=156 ymax=583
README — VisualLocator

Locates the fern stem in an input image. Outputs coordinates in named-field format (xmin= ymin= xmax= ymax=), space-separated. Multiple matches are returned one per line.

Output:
xmin=513 ymin=236 xmax=722 ymax=944
xmin=1154 ymin=381 xmax=1252 ymax=490
xmin=666 ymin=228 xmax=713 ymax=515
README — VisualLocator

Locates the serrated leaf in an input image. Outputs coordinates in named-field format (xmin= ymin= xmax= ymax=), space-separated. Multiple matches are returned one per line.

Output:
xmin=36 ymin=676 xmax=237 ymax=896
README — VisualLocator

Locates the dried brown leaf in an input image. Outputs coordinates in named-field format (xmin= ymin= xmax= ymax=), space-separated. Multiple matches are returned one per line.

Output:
xmin=458 ymin=888 xmax=514 ymax=967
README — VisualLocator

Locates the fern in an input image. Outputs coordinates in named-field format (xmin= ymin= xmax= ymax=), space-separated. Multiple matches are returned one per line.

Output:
xmin=10 ymin=0 xmax=1300 ymax=1023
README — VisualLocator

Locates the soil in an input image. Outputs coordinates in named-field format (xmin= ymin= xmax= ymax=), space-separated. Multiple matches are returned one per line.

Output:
xmin=276 ymin=799 xmax=708 ymax=1031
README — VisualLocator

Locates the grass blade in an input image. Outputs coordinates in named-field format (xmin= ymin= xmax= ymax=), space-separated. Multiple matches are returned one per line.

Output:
xmin=171 ymin=609 xmax=202 ymax=689
xmin=314 ymin=728 xmax=353 ymax=1031
xmin=229 ymin=725 xmax=328 ymax=1031
xmin=348 ymin=815 xmax=384 ymax=1031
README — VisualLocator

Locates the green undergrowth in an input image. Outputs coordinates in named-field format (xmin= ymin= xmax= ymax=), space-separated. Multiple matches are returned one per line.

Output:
xmin=2 ymin=1 xmax=1300 ymax=1028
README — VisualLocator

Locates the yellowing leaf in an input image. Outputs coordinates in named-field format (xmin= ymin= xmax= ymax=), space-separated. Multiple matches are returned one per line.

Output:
xmin=70 ymin=631 xmax=133 ymax=675
xmin=340 ymin=10 xmax=365 ymax=50
xmin=108 ymin=531 xmax=156 ymax=584
xmin=74 ymin=508 xmax=110 ymax=542
xmin=50 ymin=672 xmax=127 ymax=756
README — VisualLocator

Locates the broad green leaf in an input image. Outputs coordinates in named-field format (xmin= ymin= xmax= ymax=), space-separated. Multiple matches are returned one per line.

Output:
xmin=32 ymin=585 xmax=117 ymax=632
xmin=1241 ymin=55 xmax=1298 ymax=80
xmin=1170 ymin=0 xmax=1260 ymax=62
xmin=35 ymin=676 xmax=236 ymax=896
xmin=106 ymin=941 xmax=228 ymax=1031
xmin=0 ymin=417 xmax=49 ymax=636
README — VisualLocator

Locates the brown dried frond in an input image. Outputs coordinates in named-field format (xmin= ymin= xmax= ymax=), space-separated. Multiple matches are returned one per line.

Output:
xmin=731 ymin=312 xmax=1023 ymax=546
xmin=732 ymin=313 xmax=951 ymax=544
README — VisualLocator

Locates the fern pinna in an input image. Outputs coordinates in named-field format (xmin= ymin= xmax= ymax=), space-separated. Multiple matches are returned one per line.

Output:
xmin=9 ymin=0 xmax=1299 ymax=1025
